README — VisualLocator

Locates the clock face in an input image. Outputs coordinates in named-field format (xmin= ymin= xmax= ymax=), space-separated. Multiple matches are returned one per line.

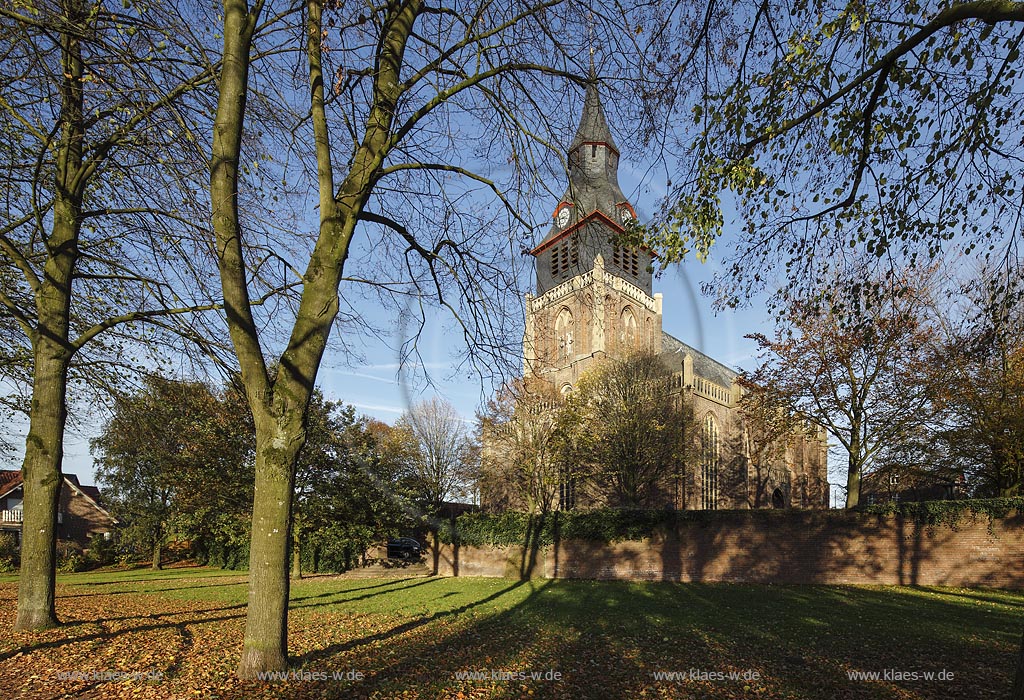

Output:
xmin=557 ymin=207 xmax=571 ymax=227
xmin=620 ymin=207 xmax=635 ymax=224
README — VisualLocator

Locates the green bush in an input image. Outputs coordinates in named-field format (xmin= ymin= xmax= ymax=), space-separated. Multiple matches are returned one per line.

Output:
xmin=0 ymin=531 xmax=19 ymax=572
xmin=301 ymin=523 xmax=376 ymax=574
xmin=56 ymin=541 xmax=86 ymax=573
xmin=84 ymin=533 xmax=115 ymax=568
xmin=193 ymin=537 xmax=250 ymax=570
xmin=860 ymin=497 xmax=1024 ymax=529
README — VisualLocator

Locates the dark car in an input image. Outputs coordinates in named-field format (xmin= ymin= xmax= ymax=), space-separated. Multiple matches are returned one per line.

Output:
xmin=386 ymin=537 xmax=423 ymax=560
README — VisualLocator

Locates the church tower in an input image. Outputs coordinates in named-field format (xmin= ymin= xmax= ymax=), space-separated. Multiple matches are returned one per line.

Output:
xmin=524 ymin=80 xmax=663 ymax=394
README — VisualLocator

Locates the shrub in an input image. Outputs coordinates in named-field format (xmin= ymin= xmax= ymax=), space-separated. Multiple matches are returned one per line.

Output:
xmin=860 ymin=496 xmax=1024 ymax=530
xmin=84 ymin=533 xmax=115 ymax=568
xmin=302 ymin=523 xmax=376 ymax=573
xmin=0 ymin=532 xmax=19 ymax=572
xmin=56 ymin=541 xmax=86 ymax=573
xmin=440 ymin=497 xmax=1024 ymax=546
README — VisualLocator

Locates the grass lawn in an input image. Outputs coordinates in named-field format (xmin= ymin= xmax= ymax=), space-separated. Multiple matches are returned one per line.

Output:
xmin=0 ymin=565 xmax=1020 ymax=699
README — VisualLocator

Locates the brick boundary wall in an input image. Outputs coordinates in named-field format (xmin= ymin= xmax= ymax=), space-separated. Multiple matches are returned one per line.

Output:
xmin=428 ymin=510 xmax=1024 ymax=588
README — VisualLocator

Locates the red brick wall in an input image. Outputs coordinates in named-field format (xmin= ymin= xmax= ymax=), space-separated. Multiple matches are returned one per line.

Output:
xmin=430 ymin=510 xmax=1024 ymax=588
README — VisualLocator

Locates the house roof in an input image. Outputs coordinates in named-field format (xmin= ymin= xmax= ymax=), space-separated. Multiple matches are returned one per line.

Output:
xmin=0 ymin=470 xmax=114 ymax=521
xmin=79 ymin=485 xmax=104 ymax=505
xmin=660 ymin=331 xmax=738 ymax=389
xmin=0 ymin=470 xmax=23 ymax=498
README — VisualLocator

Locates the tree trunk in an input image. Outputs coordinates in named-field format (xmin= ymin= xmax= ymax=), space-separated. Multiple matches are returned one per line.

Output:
xmin=15 ymin=350 xmax=70 ymax=631
xmin=291 ymin=515 xmax=301 ymax=580
xmin=1012 ymin=627 xmax=1024 ymax=700
xmin=152 ymin=540 xmax=162 ymax=570
xmin=845 ymin=460 xmax=862 ymax=508
xmin=212 ymin=0 xmax=412 ymax=680
xmin=237 ymin=423 xmax=302 ymax=679
xmin=846 ymin=420 xmax=863 ymax=508
xmin=16 ymin=0 xmax=85 ymax=633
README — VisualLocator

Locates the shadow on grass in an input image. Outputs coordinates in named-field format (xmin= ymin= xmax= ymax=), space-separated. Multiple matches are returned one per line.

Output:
xmin=290 ymin=577 xmax=442 ymax=608
xmin=2 ymin=574 xmax=1021 ymax=699
xmin=0 ymin=603 xmax=249 ymax=663
xmin=58 ymin=579 xmax=248 ymax=598
xmin=279 ymin=581 xmax=1023 ymax=700
xmin=293 ymin=578 xmax=534 ymax=668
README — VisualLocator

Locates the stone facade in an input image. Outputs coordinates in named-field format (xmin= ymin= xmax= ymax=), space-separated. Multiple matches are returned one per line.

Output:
xmin=486 ymin=80 xmax=829 ymax=512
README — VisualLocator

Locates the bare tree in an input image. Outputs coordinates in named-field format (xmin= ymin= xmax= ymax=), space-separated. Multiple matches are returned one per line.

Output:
xmin=398 ymin=397 xmax=475 ymax=517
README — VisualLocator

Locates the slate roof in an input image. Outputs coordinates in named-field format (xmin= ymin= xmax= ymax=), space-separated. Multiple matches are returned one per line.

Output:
xmin=536 ymin=80 xmax=630 ymax=250
xmin=569 ymin=80 xmax=618 ymax=153
xmin=660 ymin=331 xmax=738 ymax=389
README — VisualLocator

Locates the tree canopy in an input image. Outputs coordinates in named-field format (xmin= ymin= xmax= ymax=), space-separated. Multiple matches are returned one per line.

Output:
xmin=633 ymin=0 xmax=1024 ymax=307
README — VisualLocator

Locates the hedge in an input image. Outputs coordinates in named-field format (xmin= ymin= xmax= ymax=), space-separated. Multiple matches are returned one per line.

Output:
xmin=439 ymin=497 xmax=1024 ymax=547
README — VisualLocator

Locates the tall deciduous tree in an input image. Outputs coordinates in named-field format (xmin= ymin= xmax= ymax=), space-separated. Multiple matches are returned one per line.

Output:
xmin=629 ymin=0 xmax=1024 ymax=688
xmin=92 ymin=376 xmax=250 ymax=569
xmin=562 ymin=351 xmax=686 ymax=508
xmin=398 ymin=397 xmax=476 ymax=518
xmin=0 ymin=0 xmax=233 ymax=630
xmin=930 ymin=266 xmax=1024 ymax=496
xmin=478 ymin=380 xmax=570 ymax=515
xmin=746 ymin=269 xmax=936 ymax=507
xmin=208 ymin=0 xmax=657 ymax=676
xmin=293 ymin=410 xmax=415 ymax=577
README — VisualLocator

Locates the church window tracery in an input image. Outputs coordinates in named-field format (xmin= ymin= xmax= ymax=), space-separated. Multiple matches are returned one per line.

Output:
xmin=554 ymin=307 xmax=574 ymax=361
xmin=621 ymin=307 xmax=638 ymax=347
xmin=701 ymin=413 xmax=720 ymax=510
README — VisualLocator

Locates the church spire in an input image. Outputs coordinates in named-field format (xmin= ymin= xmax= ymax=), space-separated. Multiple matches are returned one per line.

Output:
xmin=568 ymin=77 xmax=618 ymax=155
xmin=530 ymin=76 xmax=648 ymax=296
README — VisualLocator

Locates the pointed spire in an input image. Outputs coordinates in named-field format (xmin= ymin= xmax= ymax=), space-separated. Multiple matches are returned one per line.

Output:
xmin=568 ymin=78 xmax=618 ymax=154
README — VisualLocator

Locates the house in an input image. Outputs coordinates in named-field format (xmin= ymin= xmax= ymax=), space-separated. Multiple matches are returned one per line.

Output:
xmin=482 ymin=78 xmax=829 ymax=512
xmin=0 ymin=470 xmax=117 ymax=548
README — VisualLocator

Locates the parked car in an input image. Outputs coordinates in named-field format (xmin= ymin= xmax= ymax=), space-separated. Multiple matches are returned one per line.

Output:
xmin=386 ymin=537 xmax=423 ymax=560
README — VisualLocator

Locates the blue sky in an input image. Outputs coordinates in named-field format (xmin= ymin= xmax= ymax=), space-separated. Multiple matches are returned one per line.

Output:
xmin=2 ymin=138 xmax=780 ymax=489
xmin=1 ymin=88 xmax=824 ymax=497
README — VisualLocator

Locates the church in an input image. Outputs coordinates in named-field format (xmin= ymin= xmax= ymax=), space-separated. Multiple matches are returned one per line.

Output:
xmin=486 ymin=79 xmax=829 ymax=512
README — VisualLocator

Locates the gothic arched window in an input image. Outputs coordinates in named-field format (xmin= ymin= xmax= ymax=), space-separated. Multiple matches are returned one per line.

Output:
xmin=701 ymin=413 xmax=720 ymax=510
xmin=554 ymin=307 xmax=574 ymax=361
xmin=620 ymin=307 xmax=638 ymax=348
